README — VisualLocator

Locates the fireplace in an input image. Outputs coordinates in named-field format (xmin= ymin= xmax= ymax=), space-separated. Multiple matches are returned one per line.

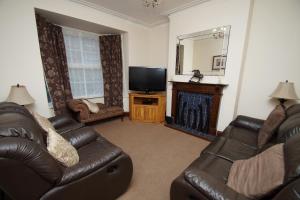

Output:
xmin=167 ymin=81 xmax=226 ymax=140
xmin=176 ymin=91 xmax=212 ymax=134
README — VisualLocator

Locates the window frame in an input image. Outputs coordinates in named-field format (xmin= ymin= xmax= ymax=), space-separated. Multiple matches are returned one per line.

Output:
xmin=63 ymin=27 xmax=104 ymax=99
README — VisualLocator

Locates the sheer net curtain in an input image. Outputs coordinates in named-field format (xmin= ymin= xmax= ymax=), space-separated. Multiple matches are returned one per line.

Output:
xmin=62 ymin=28 xmax=104 ymax=99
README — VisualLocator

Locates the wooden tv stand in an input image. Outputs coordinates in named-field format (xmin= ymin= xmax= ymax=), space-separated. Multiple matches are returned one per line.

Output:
xmin=129 ymin=92 xmax=166 ymax=123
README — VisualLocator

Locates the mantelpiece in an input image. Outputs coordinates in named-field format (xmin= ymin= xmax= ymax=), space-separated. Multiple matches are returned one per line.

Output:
xmin=168 ymin=81 xmax=227 ymax=140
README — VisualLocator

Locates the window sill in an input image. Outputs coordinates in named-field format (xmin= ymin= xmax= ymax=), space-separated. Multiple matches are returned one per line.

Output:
xmin=47 ymin=96 xmax=104 ymax=109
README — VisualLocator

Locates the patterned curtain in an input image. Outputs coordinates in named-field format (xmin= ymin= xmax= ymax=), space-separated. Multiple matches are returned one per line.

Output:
xmin=176 ymin=44 xmax=184 ymax=74
xmin=99 ymin=35 xmax=123 ymax=107
xmin=36 ymin=14 xmax=73 ymax=115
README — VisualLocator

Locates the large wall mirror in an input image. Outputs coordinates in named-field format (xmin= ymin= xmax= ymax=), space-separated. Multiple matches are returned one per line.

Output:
xmin=175 ymin=25 xmax=231 ymax=76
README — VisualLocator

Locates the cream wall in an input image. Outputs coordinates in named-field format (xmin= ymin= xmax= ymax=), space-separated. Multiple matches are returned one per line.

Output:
xmin=0 ymin=0 xmax=169 ymax=116
xmin=236 ymin=0 xmax=300 ymax=119
xmin=148 ymin=23 xmax=169 ymax=67
xmin=167 ymin=0 xmax=253 ymax=131
xmin=181 ymin=39 xmax=194 ymax=74
xmin=193 ymin=38 xmax=223 ymax=73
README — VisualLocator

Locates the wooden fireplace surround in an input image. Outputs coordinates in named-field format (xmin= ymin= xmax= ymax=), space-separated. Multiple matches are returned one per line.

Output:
xmin=171 ymin=81 xmax=227 ymax=136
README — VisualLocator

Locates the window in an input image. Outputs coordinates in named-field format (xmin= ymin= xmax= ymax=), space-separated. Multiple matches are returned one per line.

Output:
xmin=63 ymin=28 xmax=103 ymax=99
xmin=45 ymin=80 xmax=53 ymax=108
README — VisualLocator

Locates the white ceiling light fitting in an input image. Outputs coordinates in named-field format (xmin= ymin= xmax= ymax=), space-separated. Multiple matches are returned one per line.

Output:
xmin=143 ymin=0 xmax=161 ymax=8
xmin=212 ymin=26 xmax=226 ymax=39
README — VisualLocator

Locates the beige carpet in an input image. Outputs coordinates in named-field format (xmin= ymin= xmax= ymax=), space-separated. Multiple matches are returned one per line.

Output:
xmin=94 ymin=118 xmax=209 ymax=200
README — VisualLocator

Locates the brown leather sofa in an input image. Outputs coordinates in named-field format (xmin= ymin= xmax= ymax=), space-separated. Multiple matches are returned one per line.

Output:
xmin=67 ymin=99 xmax=124 ymax=123
xmin=171 ymin=104 xmax=300 ymax=200
xmin=0 ymin=102 xmax=84 ymax=134
xmin=0 ymin=102 xmax=133 ymax=200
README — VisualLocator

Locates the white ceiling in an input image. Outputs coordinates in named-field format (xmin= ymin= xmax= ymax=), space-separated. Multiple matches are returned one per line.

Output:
xmin=71 ymin=0 xmax=210 ymax=27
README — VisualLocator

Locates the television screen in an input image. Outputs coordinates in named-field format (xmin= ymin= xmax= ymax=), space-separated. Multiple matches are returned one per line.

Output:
xmin=129 ymin=66 xmax=167 ymax=92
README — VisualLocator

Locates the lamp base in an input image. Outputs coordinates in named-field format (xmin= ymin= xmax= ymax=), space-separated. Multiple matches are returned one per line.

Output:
xmin=278 ymin=98 xmax=287 ymax=108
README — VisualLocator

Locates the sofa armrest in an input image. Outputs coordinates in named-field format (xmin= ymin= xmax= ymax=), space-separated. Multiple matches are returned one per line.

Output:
xmin=67 ymin=100 xmax=90 ymax=122
xmin=184 ymin=170 xmax=250 ymax=200
xmin=230 ymin=115 xmax=264 ymax=133
xmin=61 ymin=127 xmax=98 ymax=149
xmin=96 ymin=103 xmax=107 ymax=109
xmin=49 ymin=114 xmax=84 ymax=134
xmin=48 ymin=114 xmax=80 ymax=129
xmin=0 ymin=137 xmax=62 ymax=184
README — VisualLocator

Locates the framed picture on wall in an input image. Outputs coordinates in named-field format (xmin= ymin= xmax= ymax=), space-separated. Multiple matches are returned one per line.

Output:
xmin=212 ymin=55 xmax=227 ymax=70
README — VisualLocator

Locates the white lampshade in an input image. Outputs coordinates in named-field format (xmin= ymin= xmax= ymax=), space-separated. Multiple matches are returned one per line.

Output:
xmin=6 ymin=84 xmax=35 ymax=105
xmin=270 ymin=81 xmax=299 ymax=100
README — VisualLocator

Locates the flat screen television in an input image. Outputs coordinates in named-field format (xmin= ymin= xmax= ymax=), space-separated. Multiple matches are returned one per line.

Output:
xmin=129 ymin=66 xmax=167 ymax=93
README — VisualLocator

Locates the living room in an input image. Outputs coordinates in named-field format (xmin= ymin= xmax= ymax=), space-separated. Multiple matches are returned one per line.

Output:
xmin=0 ymin=0 xmax=300 ymax=200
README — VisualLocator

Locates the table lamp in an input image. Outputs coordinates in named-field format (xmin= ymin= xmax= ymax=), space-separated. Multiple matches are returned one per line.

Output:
xmin=270 ymin=80 xmax=299 ymax=106
xmin=6 ymin=84 xmax=35 ymax=106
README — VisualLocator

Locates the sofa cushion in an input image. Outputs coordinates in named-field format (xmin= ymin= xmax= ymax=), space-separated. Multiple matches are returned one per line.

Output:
xmin=257 ymin=105 xmax=286 ymax=148
xmin=82 ymin=99 xmax=99 ymax=114
xmin=187 ymin=153 xmax=232 ymax=183
xmin=182 ymin=153 xmax=238 ymax=199
xmin=92 ymin=106 xmax=123 ymax=115
xmin=227 ymin=143 xmax=284 ymax=199
xmin=202 ymin=137 xmax=257 ymax=162
xmin=83 ymin=106 xmax=123 ymax=123
xmin=47 ymin=128 xmax=79 ymax=167
xmin=59 ymin=136 xmax=122 ymax=185
xmin=223 ymin=125 xmax=258 ymax=148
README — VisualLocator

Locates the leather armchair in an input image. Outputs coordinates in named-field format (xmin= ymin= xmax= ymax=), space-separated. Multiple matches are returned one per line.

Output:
xmin=0 ymin=104 xmax=133 ymax=200
xmin=171 ymin=104 xmax=300 ymax=200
